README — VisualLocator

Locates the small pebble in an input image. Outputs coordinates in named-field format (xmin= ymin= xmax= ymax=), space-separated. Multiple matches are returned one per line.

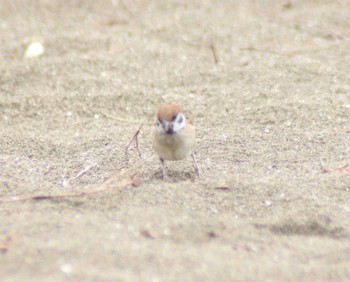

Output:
xmin=24 ymin=41 xmax=44 ymax=58
xmin=60 ymin=263 xmax=73 ymax=274
xmin=264 ymin=200 xmax=272 ymax=206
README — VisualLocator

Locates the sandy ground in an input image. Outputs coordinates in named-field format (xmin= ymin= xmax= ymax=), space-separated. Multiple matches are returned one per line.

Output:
xmin=1 ymin=0 xmax=350 ymax=281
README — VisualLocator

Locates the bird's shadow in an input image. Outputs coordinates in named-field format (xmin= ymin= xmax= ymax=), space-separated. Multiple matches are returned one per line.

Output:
xmin=153 ymin=170 xmax=195 ymax=182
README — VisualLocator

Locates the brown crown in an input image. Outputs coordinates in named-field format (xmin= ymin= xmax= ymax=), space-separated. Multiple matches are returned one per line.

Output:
xmin=157 ymin=104 xmax=181 ymax=122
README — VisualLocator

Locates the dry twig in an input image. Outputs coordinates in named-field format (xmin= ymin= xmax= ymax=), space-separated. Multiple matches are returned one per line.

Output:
xmin=125 ymin=124 xmax=143 ymax=157
xmin=0 ymin=171 xmax=142 ymax=204
xmin=240 ymin=43 xmax=340 ymax=57
xmin=321 ymin=164 xmax=350 ymax=174
xmin=209 ymin=43 xmax=219 ymax=64
xmin=62 ymin=164 xmax=97 ymax=187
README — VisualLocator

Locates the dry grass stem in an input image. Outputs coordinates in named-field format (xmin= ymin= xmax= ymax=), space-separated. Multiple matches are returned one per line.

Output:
xmin=209 ymin=43 xmax=219 ymax=64
xmin=125 ymin=124 xmax=143 ymax=157
xmin=0 ymin=171 xmax=142 ymax=204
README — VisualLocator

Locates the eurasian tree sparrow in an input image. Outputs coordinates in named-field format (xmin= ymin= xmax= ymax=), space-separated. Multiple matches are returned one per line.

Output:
xmin=152 ymin=104 xmax=202 ymax=180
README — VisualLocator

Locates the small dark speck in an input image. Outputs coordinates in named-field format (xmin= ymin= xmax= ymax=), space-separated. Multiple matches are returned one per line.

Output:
xmin=140 ymin=230 xmax=155 ymax=239
xmin=215 ymin=186 xmax=230 ymax=191
xmin=207 ymin=231 xmax=217 ymax=238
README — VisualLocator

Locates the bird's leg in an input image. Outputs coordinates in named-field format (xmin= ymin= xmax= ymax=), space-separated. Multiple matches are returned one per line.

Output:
xmin=191 ymin=153 xmax=202 ymax=178
xmin=160 ymin=158 xmax=167 ymax=180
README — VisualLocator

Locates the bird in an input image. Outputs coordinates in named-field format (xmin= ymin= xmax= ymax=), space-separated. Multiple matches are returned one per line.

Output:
xmin=152 ymin=103 xmax=202 ymax=180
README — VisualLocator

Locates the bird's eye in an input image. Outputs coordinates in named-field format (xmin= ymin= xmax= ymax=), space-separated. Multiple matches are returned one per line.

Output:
xmin=172 ymin=114 xmax=177 ymax=121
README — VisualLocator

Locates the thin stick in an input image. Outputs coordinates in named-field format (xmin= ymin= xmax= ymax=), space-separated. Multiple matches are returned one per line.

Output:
xmin=240 ymin=46 xmax=292 ymax=56
xmin=191 ymin=153 xmax=202 ymax=178
xmin=240 ymin=44 xmax=339 ymax=57
xmin=321 ymin=164 xmax=350 ymax=174
xmin=210 ymin=43 xmax=219 ymax=64
xmin=125 ymin=124 xmax=143 ymax=157
xmin=63 ymin=164 xmax=97 ymax=187
xmin=0 ymin=171 xmax=142 ymax=204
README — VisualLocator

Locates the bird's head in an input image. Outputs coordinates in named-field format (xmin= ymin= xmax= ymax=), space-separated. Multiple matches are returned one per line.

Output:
xmin=155 ymin=104 xmax=186 ymax=135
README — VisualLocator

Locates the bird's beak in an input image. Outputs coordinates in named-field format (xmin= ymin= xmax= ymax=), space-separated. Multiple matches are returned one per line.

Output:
xmin=162 ymin=122 xmax=174 ymax=134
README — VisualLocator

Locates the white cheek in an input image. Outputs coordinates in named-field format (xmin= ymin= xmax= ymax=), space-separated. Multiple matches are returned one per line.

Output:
xmin=156 ymin=123 xmax=162 ymax=133
xmin=173 ymin=120 xmax=185 ymax=132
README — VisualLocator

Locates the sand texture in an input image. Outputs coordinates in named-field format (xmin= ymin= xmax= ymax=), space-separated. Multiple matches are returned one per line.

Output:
xmin=1 ymin=0 xmax=350 ymax=281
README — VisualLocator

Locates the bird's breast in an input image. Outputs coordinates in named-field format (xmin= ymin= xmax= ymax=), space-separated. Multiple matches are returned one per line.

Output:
xmin=152 ymin=126 xmax=196 ymax=161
